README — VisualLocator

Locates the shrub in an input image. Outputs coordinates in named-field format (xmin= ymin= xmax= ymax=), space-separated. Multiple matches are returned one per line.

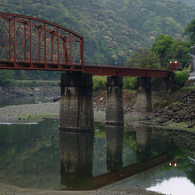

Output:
xmin=173 ymin=70 xmax=189 ymax=86
xmin=123 ymin=77 xmax=137 ymax=90
xmin=27 ymin=114 xmax=32 ymax=118
xmin=92 ymin=76 xmax=107 ymax=91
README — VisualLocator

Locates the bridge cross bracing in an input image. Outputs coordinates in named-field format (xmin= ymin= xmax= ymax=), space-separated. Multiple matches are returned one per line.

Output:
xmin=0 ymin=13 xmax=172 ymax=77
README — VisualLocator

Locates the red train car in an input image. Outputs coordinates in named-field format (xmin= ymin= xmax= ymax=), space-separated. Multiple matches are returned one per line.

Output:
xmin=170 ymin=61 xmax=183 ymax=71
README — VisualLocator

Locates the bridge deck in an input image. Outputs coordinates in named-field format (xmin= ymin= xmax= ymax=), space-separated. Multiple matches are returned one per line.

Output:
xmin=0 ymin=61 xmax=171 ymax=77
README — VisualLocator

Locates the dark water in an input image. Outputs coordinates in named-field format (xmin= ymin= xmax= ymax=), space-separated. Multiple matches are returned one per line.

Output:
xmin=0 ymin=100 xmax=195 ymax=194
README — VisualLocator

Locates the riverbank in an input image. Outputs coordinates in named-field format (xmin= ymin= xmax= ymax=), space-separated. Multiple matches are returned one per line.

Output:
xmin=0 ymin=183 xmax=164 ymax=195
xmin=0 ymin=100 xmax=149 ymax=125
xmin=0 ymin=102 xmax=60 ymax=123
xmin=0 ymin=97 xmax=195 ymax=134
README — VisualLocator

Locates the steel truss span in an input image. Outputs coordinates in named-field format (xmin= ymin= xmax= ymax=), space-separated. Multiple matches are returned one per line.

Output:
xmin=0 ymin=13 xmax=84 ymax=71
xmin=0 ymin=13 xmax=172 ymax=77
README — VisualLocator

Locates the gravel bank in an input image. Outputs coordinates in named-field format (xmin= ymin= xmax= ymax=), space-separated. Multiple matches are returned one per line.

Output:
xmin=0 ymin=102 xmax=60 ymax=123
xmin=0 ymin=183 xmax=164 ymax=195
xmin=0 ymin=103 xmax=123 ymax=124
xmin=0 ymin=103 xmax=142 ymax=124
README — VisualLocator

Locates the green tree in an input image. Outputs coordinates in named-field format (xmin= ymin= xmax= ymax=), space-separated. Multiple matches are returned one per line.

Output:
xmin=174 ymin=70 xmax=189 ymax=86
xmin=125 ymin=47 xmax=160 ymax=68
xmin=151 ymin=34 xmax=174 ymax=68
xmin=182 ymin=19 xmax=195 ymax=44
xmin=0 ymin=70 xmax=13 ymax=86
xmin=170 ymin=40 xmax=191 ymax=66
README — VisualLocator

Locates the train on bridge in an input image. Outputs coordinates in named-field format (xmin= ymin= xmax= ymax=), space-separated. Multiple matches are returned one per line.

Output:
xmin=169 ymin=61 xmax=183 ymax=71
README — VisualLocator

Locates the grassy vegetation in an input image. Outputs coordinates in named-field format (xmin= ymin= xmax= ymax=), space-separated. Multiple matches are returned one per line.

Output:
xmin=15 ymin=80 xmax=60 ymax=87
xmin=92 ymin=76 xmax=138 ymax=91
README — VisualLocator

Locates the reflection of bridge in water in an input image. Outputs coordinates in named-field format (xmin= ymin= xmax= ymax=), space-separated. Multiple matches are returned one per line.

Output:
xmin=92 ymin=154 xmax=169 ymax=189
xmin=59 ymin=125 xmax=173 ymax=191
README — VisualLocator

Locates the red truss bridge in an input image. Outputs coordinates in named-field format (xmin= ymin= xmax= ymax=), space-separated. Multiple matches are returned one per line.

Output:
xmin=0 ymin=13 xmax=172 ymax=77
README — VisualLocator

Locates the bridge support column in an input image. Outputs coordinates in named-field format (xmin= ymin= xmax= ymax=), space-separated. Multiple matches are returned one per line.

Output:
xmin=136 ymin=77 xmax=152 ymax=112
xmin=106 ymin=125 xmax=124 ymax=172
xmin=106 ymin=76 xmax=124 ymax=125
xmin=162 ymin=77 xmax=171 ymax=91
xmin=59 ymin=72 xmax=94 ymax=131
xmin=162 ymin=72 xmax=174 ymax=92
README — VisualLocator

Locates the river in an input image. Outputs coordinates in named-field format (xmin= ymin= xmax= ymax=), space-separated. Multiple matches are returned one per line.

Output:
xmin=0 ymin=97 xmax=195 ymax=194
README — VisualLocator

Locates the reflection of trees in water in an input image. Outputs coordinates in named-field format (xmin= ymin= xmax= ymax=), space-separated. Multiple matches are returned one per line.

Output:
xmin=0 ymin=119 xmax=60 ymax=189
xmin=185 ymin=164 xmax=195 ymax=185
xmin=0 ymin=133 xmax=60 ymax=189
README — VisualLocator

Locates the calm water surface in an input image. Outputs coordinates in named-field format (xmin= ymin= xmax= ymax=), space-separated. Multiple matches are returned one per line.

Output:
xmin=0 ymin=99 xmax=195 ymax=194
xmin=0 ymin=96 xmax=50 ymax=108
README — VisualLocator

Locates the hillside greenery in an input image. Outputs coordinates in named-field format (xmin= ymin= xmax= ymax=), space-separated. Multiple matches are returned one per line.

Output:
xmin=177 ymin=0 xmax=195 ymax=7
xmin=1 ymin=0 xmax=195 ymax=65
xmin=0 ymin=0 xmax=195 ymax=84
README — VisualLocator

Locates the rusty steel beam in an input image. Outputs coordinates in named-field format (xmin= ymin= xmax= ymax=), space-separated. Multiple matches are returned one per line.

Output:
xmin=57 ymin=28 xmax=60 ymax=68
xmin=8 ymin=19 xmax=11 ymax=61
xmin=0 ymin=13 xmax=84 ymax=70
xmin=0 ymin=60 xmax=172 ymax=77
xmin=0 ymin=13 xmax=83 ymax=39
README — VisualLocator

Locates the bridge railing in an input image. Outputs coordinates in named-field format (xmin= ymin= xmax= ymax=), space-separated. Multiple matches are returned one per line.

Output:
xmin=81 ymin=61 xmax=171 ymax=71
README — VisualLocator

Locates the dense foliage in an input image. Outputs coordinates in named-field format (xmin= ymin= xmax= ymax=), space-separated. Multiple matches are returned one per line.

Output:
xmin=0 ymin=0 xmax=195 ymax=85
xmin=173 ymin=70 xmax=189 ymax=86
xmin=178 ymin=0 xmax=195 ymax=8
xmin=125 ymin=47 xmax=160 ymax=68
xmin=92 ymin=76 xmax=107 ymax=91
xmin=182 ymin=19 xmax=195 ymax=44
xmin=1 ymin=0 xmax=195 ymax=65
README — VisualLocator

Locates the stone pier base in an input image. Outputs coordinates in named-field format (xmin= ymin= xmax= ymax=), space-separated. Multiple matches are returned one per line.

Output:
xmin=105 ymin=76 xmax=124 ymax=125
xmin=59 ymin=72 xmax=94 ymax=131
xmin=162 ymin=77 xmax=170 ymax=91
xmin=136 ymin=77 xmax=152 ymax=112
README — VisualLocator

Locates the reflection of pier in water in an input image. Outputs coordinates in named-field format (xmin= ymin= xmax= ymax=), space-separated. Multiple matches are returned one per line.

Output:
xmin=59 ymin=125 xmax=173 ymax=191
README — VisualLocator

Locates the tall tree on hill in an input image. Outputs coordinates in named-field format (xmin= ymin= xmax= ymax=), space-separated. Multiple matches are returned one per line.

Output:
xmin=170 ymin=40 xmax=191 ymax=66
xmin=125 ymin=47 xmax=160 ymax=68
xmin=182 ymin=19 xmax=195 ymax=44
xmin=151 ymin=34 xmax=174 ymax=68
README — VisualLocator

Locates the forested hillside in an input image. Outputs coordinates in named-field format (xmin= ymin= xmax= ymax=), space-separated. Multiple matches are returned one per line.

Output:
xmin=1 ymin=0 xmax=195 ymax=65
xmin=176 ymin=0 xmax=195 ymax=7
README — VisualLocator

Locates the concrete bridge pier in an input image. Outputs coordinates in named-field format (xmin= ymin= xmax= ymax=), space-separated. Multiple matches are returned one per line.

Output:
xmin=106 ymin=125 xmax=124 ymax=172
xmin=105 ymin=76 xmax=124 ymax=125
xmin=136 ymin=77 xmax=152 ymax=112
xmin=162 ymin=77 xmax=170 ymax=91
xmin=59 ymin=72 xmax=94 ymax=131
xmin=162 ymin=72 xmax=174 ymax=92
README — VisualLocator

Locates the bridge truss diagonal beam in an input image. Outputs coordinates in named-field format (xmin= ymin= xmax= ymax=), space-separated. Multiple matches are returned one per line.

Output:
xmin=0 ymin=12 xmax=84 ymax=71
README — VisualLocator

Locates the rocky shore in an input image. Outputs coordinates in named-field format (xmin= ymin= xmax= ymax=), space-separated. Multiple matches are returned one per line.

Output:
xmin=139 ymin=89 xmax=195 ymax=132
